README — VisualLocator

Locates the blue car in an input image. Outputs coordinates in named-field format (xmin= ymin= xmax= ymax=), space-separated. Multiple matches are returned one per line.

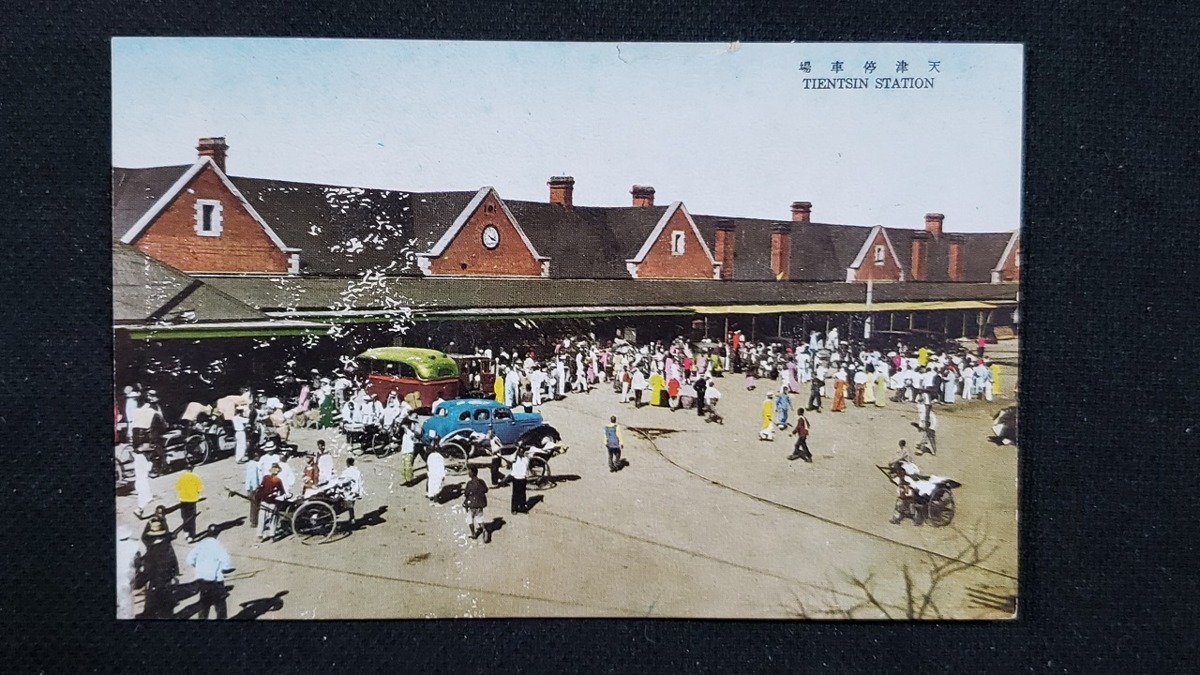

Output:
xmin=421 ymin=398 xmax=552 ymax=447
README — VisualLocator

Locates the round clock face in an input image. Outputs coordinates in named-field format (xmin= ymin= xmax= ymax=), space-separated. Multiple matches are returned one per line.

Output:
xmin=481 ymin=224 xmax=501 ymax=250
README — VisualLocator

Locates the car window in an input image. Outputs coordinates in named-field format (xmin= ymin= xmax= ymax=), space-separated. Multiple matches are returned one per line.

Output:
xmin=458 ymin=410 xmax=471 ymax=422
xmin=493 ymin=407 xmax=512 ymax=421
xmin=473 ymin=409 xmax=491 ymax=422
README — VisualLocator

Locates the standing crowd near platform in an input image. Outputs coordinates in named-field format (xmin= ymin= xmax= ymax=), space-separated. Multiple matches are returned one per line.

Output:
xmin=115 ymin=325 xmax=1011 ymax=617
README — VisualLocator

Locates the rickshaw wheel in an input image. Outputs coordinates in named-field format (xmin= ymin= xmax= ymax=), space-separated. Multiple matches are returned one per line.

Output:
xmin=441 ymin=441 xmax=469 ymax=475
xmin=292 ymin=500 xmax=338 ymax=543
xmin=184 ymin=436 xmax=210 ymax=466
xmin=527 ymin=457 xmax=552 ymax=490
xmin=369 ymin=433 xmax=393 ymax=458
xmin=927 ymin=487 xmax=955 ymax=527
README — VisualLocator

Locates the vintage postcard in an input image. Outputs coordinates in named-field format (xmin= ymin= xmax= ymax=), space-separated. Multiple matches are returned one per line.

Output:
xmin=113 ymin=39 xmax=1021 ymax=619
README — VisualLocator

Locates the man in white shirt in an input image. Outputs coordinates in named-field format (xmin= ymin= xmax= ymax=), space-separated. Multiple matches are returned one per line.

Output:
xmin=315 ymin=440 xmax=335 ymax=485
xmin=130 ymin=399 xmax=163 ymax=515
xmin=555 ymin=358 xmax=567 ymax=398
xmin=123 ymin=386 xmax=141 ymax=444
xmin=340 ymin=457 xmax=364 ymax=525
xmin=509 ymin=448 xmax=530 ymax=514
xmin=529 ymin=367 xmax=546 ymax=406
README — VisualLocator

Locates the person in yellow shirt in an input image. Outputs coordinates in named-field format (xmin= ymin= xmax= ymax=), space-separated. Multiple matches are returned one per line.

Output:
xmin=175 ymin=462 xmax=204 ymax=543
xmin=758 ymin=393 xmax=776 ymax=441
xmin=493 ymin=369 xmax=506 ymax=404
xmin=648 ymin=368 xmax=665 ymax=407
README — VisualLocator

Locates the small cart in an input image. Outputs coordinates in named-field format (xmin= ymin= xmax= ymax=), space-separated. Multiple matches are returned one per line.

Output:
xmin=877 ymin=462 xmax=961 ymax=527
xmin=226 ymin=480 xmax=358 ymax=544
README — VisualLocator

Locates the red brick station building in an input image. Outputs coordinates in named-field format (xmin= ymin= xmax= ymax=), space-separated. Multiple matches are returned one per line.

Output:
xmin=114 ymin=138 xmax=1020 ymax=400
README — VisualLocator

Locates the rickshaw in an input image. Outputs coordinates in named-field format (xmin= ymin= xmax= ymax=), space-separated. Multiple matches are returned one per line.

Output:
xmin=436 ymin=425 xmax=566 ymax=489
xmin=356 ymin=347 xmax=460 ymax=407
xmin=225 ymin=478 xmax=360 ymax=544
xmin=878 ymin=462 xmax=961 ymax=527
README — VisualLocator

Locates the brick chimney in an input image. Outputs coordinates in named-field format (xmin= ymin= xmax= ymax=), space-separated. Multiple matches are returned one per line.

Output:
xmin=924 ymin=212 xmax=945 ymax=239
xmin=548 ymin=176 xmax=575 ymax=208
xmin=947 ymin=236 xmax=963 ymax=281
xmin=790 ymin=201 xmax=812 ymax=223
xmin=714 ymin=219 xmax=736 ymax=280
xmin=910 ymin=231 xmax=931 ymax=281
xmin=770 ymin=221 xmax=792 ymax=280
xmin=197 ymin=137 xmax=228 ymax=173
xmin=631 ymin=185 xmax=656 ymax=207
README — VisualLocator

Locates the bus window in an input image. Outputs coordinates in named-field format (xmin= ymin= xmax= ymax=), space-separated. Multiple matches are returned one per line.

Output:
xmin=458 ymin=410 xmax=472 ymax=422
xmin=397 ymin=363 xmax=418 ymax=379
xmin=493 ymin=407 xmax=512 ymax=421
xmin=473 ymin=409 xmax=491 ymax=422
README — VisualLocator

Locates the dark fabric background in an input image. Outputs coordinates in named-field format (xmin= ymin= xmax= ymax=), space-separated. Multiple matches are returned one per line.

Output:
xmin=1 ymin=1 xmax=1197 ymax=671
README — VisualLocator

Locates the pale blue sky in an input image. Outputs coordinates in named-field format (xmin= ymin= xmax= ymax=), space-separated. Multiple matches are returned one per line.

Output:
xmin=112 ymin=39 xmax=1023 ymax=232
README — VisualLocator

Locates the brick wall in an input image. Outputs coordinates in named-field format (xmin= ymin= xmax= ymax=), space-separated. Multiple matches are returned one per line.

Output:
xmin=853 ymin=229 xmax=903 ymax=281
xmin=426 ymin=191 xmax=544 ymax=276
xmin=133 ymin=164 xmax=290 ymax=274
xmin=997 ymin=237 xmax=1020 ymax=282
xmin=634 ymin=208 xmax=716 ymax=279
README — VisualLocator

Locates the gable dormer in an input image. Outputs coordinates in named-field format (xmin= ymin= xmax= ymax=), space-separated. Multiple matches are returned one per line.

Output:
xmin=626 ymin=202 xmax=720 ymax=280
xmin=846 ymin=225 xmax=905 ymax=282
xmin=118 ymin=138 xmax=299 ymax=275
xmin=416 ymin=187 xmax=549 ymax=277
xmin=991 ymin=230 xmax=1021 ymax=283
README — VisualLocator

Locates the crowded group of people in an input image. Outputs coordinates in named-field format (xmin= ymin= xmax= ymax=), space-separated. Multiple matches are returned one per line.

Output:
xmin=116 ymin=322 xmax=1011 ymax=617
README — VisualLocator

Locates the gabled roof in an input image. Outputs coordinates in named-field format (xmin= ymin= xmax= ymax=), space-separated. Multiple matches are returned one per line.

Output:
xmin=112 ymin=242 xmax=268 ymax=325
xmin=992 ymin=230 xmax=1020 ymax=273
xmin=113 ymin=164 xmax=1020 ymax=284
xmin=626 ymin=202 xmax=717 ymax=266
xmin=418 ymin=186 xmax=548 ymax=264
xmin=847 ymin=225 xmax=905 ymax=278
xmin=112 ymin=164 xmax=191 ymax=240
xmin=117 ymin=157 xmax=297 ymax=256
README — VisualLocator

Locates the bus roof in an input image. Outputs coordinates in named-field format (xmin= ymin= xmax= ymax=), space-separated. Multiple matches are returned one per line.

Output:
xmin=357 ymin=347 xmax=459 ymax=378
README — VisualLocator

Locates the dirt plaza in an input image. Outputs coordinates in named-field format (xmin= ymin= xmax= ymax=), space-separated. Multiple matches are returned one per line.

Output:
xmin=117 ymin=352 xmax=1018 ymax=620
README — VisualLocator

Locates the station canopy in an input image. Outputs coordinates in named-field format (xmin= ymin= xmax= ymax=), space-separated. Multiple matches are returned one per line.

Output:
xmin=688 ymin=300 xmax=1000 ymax=314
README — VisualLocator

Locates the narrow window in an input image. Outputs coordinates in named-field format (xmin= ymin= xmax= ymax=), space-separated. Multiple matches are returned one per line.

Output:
xmin=670 ymin=231 xmax=686 ymax=256
xmin=874 ymin=244 xmax=886 ymax=266
xmin=194 ymin=199 xmax=223 ymax=237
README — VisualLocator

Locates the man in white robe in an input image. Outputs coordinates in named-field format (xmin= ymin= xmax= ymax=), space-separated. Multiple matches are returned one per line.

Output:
xmin=426 ymin=447 xmax=446 ymax=502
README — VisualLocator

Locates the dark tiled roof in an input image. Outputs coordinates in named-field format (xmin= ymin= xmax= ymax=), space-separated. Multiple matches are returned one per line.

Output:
xmin=112 ymin=242 xmax=267 ymax=324
xmin=693 ymin=215 xmax=777 ymax=281
xmin=231 ymin=177 xmax=432 ymax=277
xmin=693 ymin=215 xmax=874 ymax=281
xmin=505 ymin=202 xmax=628 ymax=278
xmin=111 ymin=165 xmax=191 ymax=240
xmin=202 ymin=275 xmax=1018 ymax=313
xmin=960 ymin=231 xmax=1014 ymax=281
xmin=886 ymin=229 xmax=1014 ymax=282
xmin=113 ymin=166 xmax=1017 ymax=284
xmin=790 ymin=221 xmax=875 ymax=281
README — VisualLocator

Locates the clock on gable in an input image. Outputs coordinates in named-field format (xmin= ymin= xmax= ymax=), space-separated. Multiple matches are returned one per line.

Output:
xmin=481 ymin=224 xmax=501 ymax=250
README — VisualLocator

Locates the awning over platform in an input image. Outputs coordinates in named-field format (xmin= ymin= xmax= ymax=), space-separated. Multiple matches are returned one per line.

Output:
xmin=121 ymin=320 xmax=332 ymax=341
xmin=689 ymin=300 xmax=1000 ymax=315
